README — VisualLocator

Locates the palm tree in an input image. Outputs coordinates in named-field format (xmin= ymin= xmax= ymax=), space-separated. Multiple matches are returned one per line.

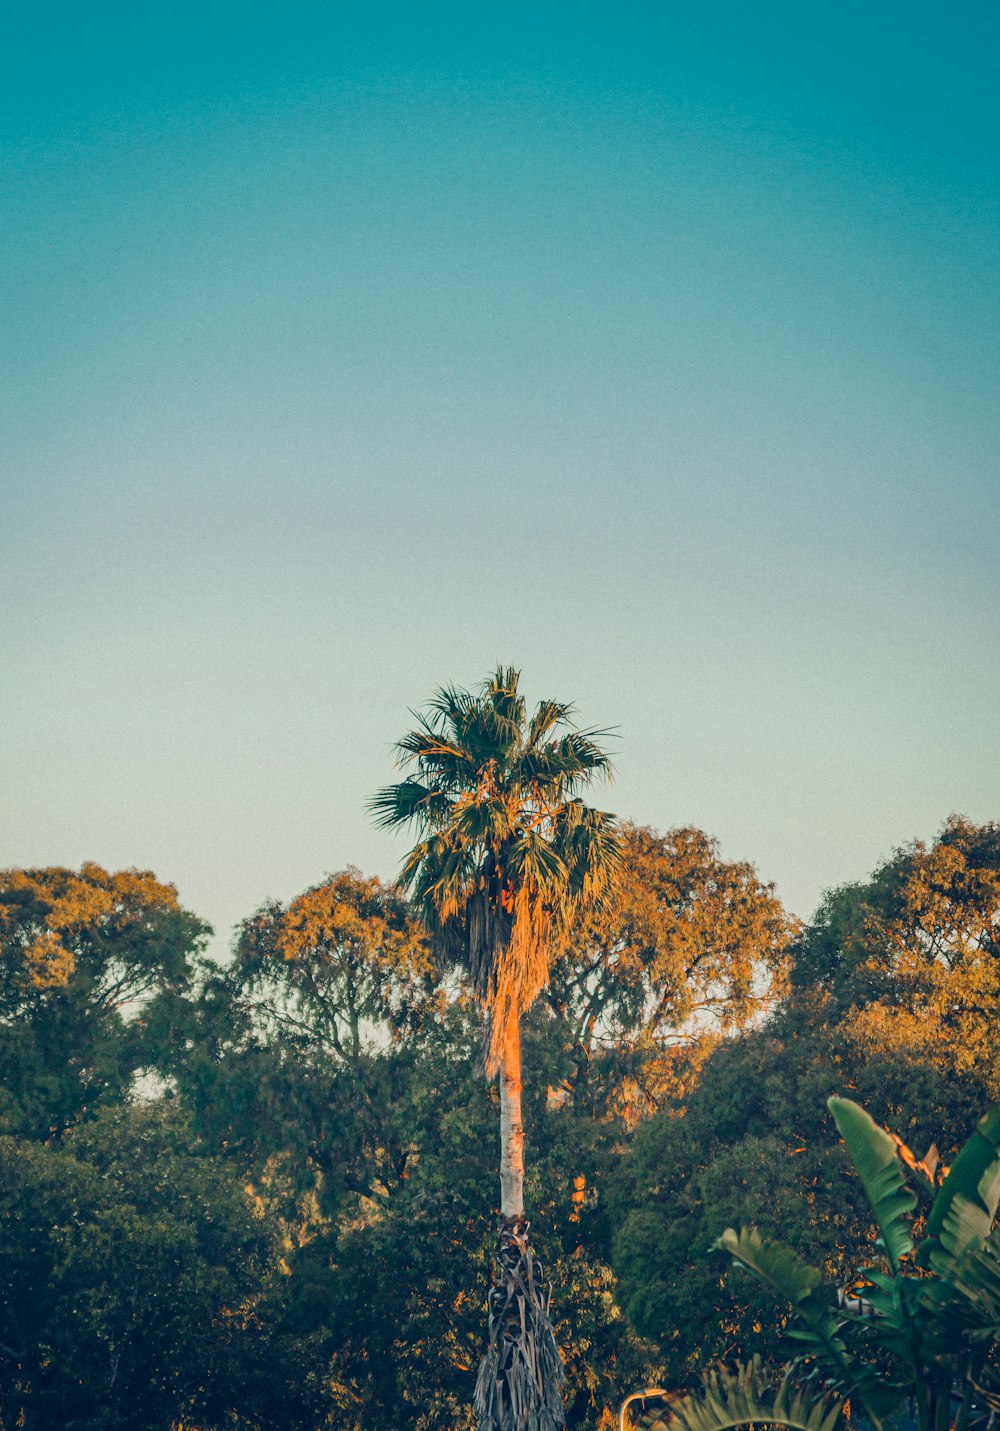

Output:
xmin=370 ymin=666 xmax=620 ymax=1431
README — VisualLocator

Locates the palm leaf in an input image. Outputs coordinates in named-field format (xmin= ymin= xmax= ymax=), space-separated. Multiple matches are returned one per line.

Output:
xmin=394 ymin=724 xmax=477 ymax=782
xmin=556 ymin=729 xmax=616 ymax=779
xmin=425 ymin=683 xmax=478 ymax=727
xmin=507 ymin=832 xmax=569 ymax=893
xmin=716 ymin=1228 xmax=823 ymax=1306
xmin=528 ymin=699 xmax=574 ymax=748
xmin=368 ymin=779 xmax=443 ymax=830
xmin=557 ymin=807 xmax=622 ymax=897
xmin=665 ymin=1358 xmax=844 ymax=1431
xmin=452 ymin=795 xmax=513 ymax=848
xmin=828 ymin=1098 xmax=915 ymax=1272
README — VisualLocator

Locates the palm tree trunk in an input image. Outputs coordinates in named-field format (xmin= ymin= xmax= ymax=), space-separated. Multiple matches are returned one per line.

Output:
xmin=499 ymin=1016 xmax=524 ymax=1216
xmin=474 ymin=1012 xmax=566 ymax=1431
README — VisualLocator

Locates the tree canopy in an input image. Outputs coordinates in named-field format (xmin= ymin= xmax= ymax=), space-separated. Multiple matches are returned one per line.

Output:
xmin=0 ymin=862 xmax=209 ymax=1138
xmin=1 ymin=815 xmax=997 ymax=1429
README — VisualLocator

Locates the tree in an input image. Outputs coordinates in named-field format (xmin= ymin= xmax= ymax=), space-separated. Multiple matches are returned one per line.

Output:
xmin=545 ymin=823 xmax=794 ymax=1122
xmin=793 ymin=816 xmax=1000 ymax=1080
xmin=232 ymin=867 xmax=433 ymax=1066
xmin=0 ymin=1102 xmax=274 ymax=1431
xmin=371 ymin=667 xmax=621 ymax=1431
xmin=611 ymin=816 xmax=1000 ymax=1383
xmin=177 ymin=869 xmax=657 ymax=1429
xmin=173 ymin=869 xmax=440 ymax=1238
xmin=0 ymin=863 xmax=209 ymax=1137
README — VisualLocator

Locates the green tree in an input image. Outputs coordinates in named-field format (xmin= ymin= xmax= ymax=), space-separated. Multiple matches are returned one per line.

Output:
xmin=172 ymin=870 xmax=441 ymax=1247
xmin=546 ymin=822 xmax=794 ymax=1121
xmin=232 ymin=868 xmax=433 ymax=1066
xmin=371 ymin=667 xmax=621 ymax=1431
xmin=793 ymin=815 xmax=1000 ymax=1079
xmin=0 ymin=863 xmax=209 ymax=1137
xmin=0 ymin=1102 xmax=274 ymax=1431
xmin=611 ymin=816 xmax=1000 ymax=1383
xmin=178 ymin=917 xmax=658 ymax=1429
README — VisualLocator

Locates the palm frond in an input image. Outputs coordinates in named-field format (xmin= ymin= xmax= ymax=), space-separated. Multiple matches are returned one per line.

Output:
xmin=557 ymin=728 xmax=616 ymax=778
xmin=507 ymin=832 xmax=570 ymax=895
xmin=484 ymin=666 xmax=527 ymax=737
xmin=553 ymin=806 xmax=622 ymax=902
xmin=448 ymin=793 xmax=512 ymax=849
xmin=394 ymin=723 xmax=478 ymax=783
xmin=527 ymin=699 xmax=574 ymax=748
xmin=367 ymin=779 xmax=446 ymax=831
xmin=484 ymin=665 xmax=523 ymax=703
xmin=397 ymin=837 xmax=433 ymax=890
xmin=665 ymin=1358 xmax=845 ymax=1431
xmin=716 ymin=1227 xmax=823 ymax=1304
xmin=424 ymin=683 xmax=479 ymax=729
xmin=828 ymin=1098 xmax=916 ymax=1273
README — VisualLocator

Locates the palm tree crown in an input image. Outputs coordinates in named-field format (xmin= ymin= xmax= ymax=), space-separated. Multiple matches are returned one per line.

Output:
xmin=370 ymin=666 xmax=620 ymax=1073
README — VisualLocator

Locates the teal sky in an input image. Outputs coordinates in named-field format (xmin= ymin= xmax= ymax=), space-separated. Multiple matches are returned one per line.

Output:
xmin=3 ymin=1 xmax=998 ymax=952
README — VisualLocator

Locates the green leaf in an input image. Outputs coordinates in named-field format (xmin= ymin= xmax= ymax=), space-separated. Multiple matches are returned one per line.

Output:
xmin=828 ymin=1097 xmax=915 ymax=1272
xmin=921 ymin=1208 xmax=1000 ymax=1343
xmin=921 ymin=1102 xmax=1000 ymax=1270
xmin=716 ymin=1227 xmax=824 ymax=1309
xmin=715 ymin=1229 xmax=887 ymax=1425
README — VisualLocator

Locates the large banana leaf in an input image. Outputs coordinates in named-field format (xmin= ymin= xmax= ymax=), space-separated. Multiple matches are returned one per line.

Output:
xmin=854 ymin=1267 xmax=935 ymax=1378
xmin=920 ymin=1103 xmax=1000 ymax=1271
xmin=961 ymin=1223 xmax=1000 ymax=1326
xmin=665 ymin=1357 xmax=844 ymax=1431
xmin=828 ymin=1098 xmax=915 ymax=1273
xmin=927 ymin=1190 xmax=1000 ymax=1279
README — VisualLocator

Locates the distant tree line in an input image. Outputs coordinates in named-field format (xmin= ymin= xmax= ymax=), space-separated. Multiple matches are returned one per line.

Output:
xmin=1 ymin=815 xmax=997 ymax=1430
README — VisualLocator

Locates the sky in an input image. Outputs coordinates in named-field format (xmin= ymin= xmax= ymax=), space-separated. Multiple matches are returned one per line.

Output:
xmin=3 ymin=1 xmax=998 ymax=956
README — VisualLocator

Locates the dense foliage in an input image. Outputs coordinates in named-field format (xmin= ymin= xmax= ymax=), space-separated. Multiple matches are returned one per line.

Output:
xmin=613 ymin=817 xmax=1000 ymax=1380
xmin=662 ymin=1094 xmax=1000 ymax=1431
xmin=1 ymin=815 xmax=997 ymax=1430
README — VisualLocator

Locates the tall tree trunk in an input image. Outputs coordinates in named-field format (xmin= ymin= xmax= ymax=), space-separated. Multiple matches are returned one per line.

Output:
xmin=474 ymin=1013 xmax=566 ymax=1431
xmin=499 ymin=1017 xmax=524 ymax=1216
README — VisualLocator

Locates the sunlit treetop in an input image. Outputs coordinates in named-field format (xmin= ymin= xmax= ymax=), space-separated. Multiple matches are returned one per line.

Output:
xmin=232 ymin=867 xmax=434 ymax=1061
xmin=0 ymin=863 xmax=208 ymax=1007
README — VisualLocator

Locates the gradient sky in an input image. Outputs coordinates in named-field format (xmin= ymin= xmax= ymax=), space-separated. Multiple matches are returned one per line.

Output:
xmin=3 ymin=1 xmax=998 ymax=955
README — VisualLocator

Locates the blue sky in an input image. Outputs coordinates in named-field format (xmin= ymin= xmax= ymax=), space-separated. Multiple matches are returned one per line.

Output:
xmin=3 ymin=1 xmax=998 ymax=951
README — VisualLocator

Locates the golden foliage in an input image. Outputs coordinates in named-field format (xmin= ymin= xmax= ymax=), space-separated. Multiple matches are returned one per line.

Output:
xmin=0 ymin=862 xmax=187 ymax=992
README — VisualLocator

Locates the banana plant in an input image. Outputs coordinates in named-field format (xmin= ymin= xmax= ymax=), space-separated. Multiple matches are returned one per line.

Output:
xmin=630 ymin=1097 xmax=1000 ymax=1431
